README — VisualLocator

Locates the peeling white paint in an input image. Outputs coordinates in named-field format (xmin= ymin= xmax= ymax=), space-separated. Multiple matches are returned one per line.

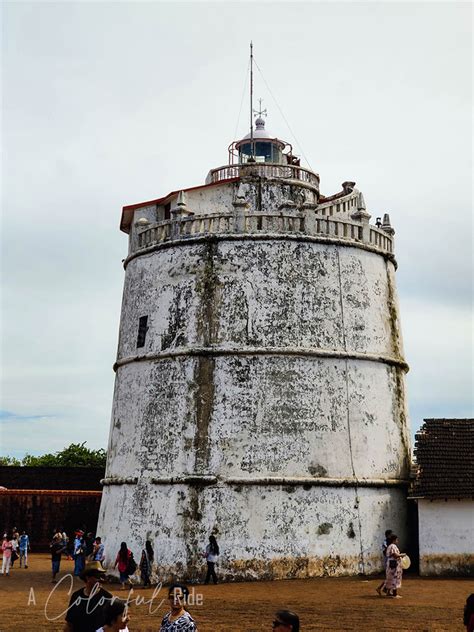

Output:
xmin=99 ymin=174 xmax=411 ymax=580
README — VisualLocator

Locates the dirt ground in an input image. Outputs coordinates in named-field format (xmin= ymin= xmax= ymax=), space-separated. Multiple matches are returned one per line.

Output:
xmin=0 ymin=554 xmax=470 ymax=631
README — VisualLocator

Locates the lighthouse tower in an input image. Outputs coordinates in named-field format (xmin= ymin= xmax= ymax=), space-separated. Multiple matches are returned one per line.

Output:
xmin=98 ymin=108 xmax=411 ymax=581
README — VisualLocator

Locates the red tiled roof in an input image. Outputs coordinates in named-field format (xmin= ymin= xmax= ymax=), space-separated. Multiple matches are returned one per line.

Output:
xmin=409 ymin=418 xmax=474 ymax=499
xmin=120 ymin=177 xmax=239 ymax=233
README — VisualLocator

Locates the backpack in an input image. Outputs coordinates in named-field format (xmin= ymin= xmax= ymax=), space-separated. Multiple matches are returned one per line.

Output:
xmin=126 ymin=552 xmax=137 ymax=576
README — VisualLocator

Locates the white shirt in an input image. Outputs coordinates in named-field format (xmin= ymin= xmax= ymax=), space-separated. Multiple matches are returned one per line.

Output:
xmin=205 ymin=544 xmax=219 ymax=563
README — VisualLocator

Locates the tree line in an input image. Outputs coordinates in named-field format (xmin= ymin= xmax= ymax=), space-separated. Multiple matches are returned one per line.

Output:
xmin=0 ymin=442 xmax=107 ymax=467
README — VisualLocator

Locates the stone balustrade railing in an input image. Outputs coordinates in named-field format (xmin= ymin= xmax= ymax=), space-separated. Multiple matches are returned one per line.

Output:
xmin=205 ymin=163 xmax=320 ymax=189
xmin=134 ymin=210 xmax=394 ymax=257
xmin=369 ymin=227 xmax=393 ymax=252
xmin=317 ymin=190 xmax=361 ymax=217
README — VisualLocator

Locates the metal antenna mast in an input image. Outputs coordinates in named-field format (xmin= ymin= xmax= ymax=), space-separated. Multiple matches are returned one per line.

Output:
xmin=249 ymin=41 xmax=255 ymax=161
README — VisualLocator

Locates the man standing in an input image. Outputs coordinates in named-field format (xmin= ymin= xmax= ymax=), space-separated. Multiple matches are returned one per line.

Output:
xmin=50 ymin=533 xmax=66 ymax=583
xmin=60 ymin=528 xmax=70 ymax=559
xmin=93 ymin=537 xmax=105 ymax=563
xmin=73 ymin=530 xmax=85 ymax=576
xmin=64 ymin=561 xmax=113 ymax=632
xmin=84 ymin=532 xmax=94 ymax=558
xmin=19 ymin=530 xmax=30 ymax=568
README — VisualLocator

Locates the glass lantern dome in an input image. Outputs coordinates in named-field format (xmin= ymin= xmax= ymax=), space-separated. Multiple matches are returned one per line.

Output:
xmin=235 ymin=117 xmax=286 ymax=164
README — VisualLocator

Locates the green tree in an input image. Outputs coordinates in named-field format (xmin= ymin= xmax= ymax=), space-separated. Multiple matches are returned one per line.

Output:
xmin=18 ymin=442 xmax=107 ymax=467
xmin=0 ymin=455 xmax=21 ymax=466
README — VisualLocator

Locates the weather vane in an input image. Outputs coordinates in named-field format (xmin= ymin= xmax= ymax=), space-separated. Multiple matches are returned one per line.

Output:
xmin=254 ymin=98 xmax=267 ymax=118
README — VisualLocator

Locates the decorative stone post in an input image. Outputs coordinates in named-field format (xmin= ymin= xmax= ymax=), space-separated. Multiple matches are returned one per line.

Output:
xmin=351 ymin=191 xmax=371 ymax=242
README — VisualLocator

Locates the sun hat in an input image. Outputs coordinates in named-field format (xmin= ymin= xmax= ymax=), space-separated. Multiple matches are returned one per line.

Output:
xmin=80 ymin=561 xmax=107 ymax=581
xmin=401 ymin=555 xmax=411 ymax=570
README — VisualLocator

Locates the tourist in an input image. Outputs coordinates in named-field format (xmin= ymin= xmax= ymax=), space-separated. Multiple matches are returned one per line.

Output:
xmin=11 ymin=528 xmax=19 ymax=565
xmin=464 ymin=594 xmax=474 ymax=632
xmin=60 ymin=528 xmax=70 ymax=558
xmin=139 ymin=540 xmax=154 ymax=587
xmin=114 ymin=541 xmax=134 ymax=590
xmin=10 ymin=527 xmax=20 ymax=567
xmin=50 ymin=532 xmax=66 ymax=582
xmin=93 ymin=537 xmax=106 ymax=563
xmin=271 ymin=610 xmax=300 ymax=631
xmin=65 ymin=531 xmax=73 ymax=560
xmin=384 ymin=533 xmax=407 ymax=598
xmin=159 ymin=583 xmax=196 ymax=631
xmin=85 ymin=531 xmax=95 ymax=558
xmin=12 ymin=526 xmax=20 ymax=540
xmin=376 ymin=528 xmax=392 ymax=596
xmin=1 ymin=533 xmax=13 ymax=576
xmin=64 ymin=560 xmax=113 ymax=632
xmin=73 ymin=530 xmax=86 ymax=576
xmin=203 ymin=534 xmax=219 ymax=584
xmin=19 ymin=530 xmax=30 ymax=568
xmin=95 ymin=599 xmax=130 ymax=632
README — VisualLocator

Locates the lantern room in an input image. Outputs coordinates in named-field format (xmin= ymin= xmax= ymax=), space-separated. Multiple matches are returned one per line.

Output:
xmin=236 ymin=117 xmax=285 ymax=163
xmin=229 ymin=116 xmax=299 ymax=166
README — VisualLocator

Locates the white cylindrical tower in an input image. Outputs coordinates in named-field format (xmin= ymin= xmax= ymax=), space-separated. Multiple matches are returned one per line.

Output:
xmin=98 ymin=118 xmax=411 ymax=581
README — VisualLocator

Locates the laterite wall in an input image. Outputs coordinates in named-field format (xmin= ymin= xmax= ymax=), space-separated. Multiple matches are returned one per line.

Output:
xmin=0 ymin=490 xmax=102 ymax=550
xmin=0 ymin=467 xmax=104 ymax=549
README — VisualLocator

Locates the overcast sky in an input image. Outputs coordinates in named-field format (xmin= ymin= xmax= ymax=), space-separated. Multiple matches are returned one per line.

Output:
xmin=1 ymin=2 xmax=472 ymax=459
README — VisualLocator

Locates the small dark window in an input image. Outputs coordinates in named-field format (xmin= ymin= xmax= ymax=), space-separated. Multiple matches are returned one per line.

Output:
xmin=137 ymin=316 xmax=148 ymax=348
xmin=164 ymin=203 xmax=171 ymax=220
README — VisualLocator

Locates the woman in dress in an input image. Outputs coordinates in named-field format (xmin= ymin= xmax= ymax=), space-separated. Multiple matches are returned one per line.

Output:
xmin=159 ymin=583 xmax=196 ymax=631
xmin=10 ymin=528 xmax=19 ymax=567
xmin=114 ymin=541 xmax=132 ymax=590
xmin=1 ymin=533 xmax=13 ymax=576
xmin=384 ymin=533 xmax=406 ymax=598
xmin=203 ymin=535 xmax=219 ymax=585
xmin=139 ymin=540 xmax=154 ymax=587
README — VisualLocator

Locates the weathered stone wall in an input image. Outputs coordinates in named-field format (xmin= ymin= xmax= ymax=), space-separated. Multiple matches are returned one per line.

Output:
xmin=418 ymin=499 xmax=474 ymax=576
xmin=117 ymin=241 xmax=404 ymax=360
xmin=107 ymin=356 xmax=408 ymax=482
xmin=99 ymin=175 xmax=410 ymax=580
xmin=98 ymin=483 xmax=407 ymax=582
